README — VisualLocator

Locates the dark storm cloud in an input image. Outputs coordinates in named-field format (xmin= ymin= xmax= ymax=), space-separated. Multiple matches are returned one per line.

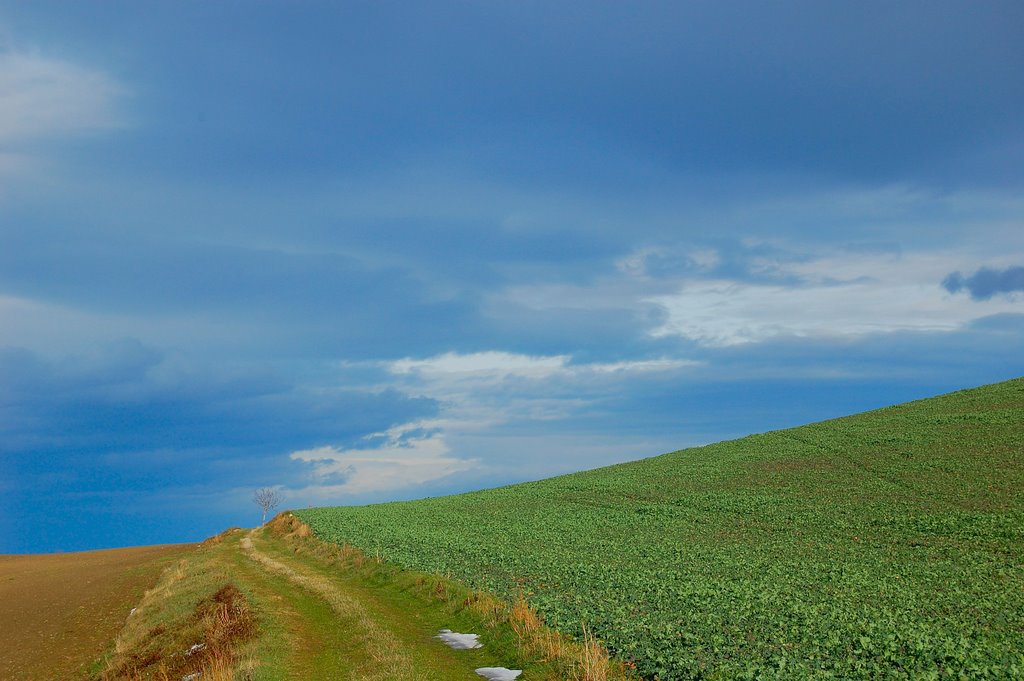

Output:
xmin=4 ymin=1 xmax=1023 ymax=187
xmin=0 ymin=342 xmax=437 ymax=550
xmin=2 ymin=1 xmax=1023 ymax=552
xmin=943 ymin=266 xmax=1024 ymax=300
xmin=0 ymin=342 xmax=435 ymax=465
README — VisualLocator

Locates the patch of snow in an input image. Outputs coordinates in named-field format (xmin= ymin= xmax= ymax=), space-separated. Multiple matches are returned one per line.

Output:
xmin=186 ymin=643 xmax=206 ymax=656
xmin=181 ymin=673 xmax=201 ymax=681
xmin=436 ymin=628 xmax=482 ymax=649
xmin=475 ymin=668 xmax=522 ymax=681
xmin=129 ymin=607 xmax=137 ymax=616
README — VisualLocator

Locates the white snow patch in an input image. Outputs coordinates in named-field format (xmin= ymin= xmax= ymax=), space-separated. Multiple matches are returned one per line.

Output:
xmin=475 ymin=668 xmax=522 ymax=681
xmin=436 ymin=628 xmax=482 ymax=649
xmin=187 ymin=643 xmax=206 ymax=656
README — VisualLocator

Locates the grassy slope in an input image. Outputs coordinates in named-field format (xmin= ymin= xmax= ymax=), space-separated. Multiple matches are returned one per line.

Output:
xmin=0 ymin=544 xmax=191 ymax=681
xmin=298 ymin=378 xmax=1024 ymax=679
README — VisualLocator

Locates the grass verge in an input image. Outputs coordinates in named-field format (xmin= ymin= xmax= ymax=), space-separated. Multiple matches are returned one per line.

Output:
xmin=96 ymin=530 xmax=259 ymax=680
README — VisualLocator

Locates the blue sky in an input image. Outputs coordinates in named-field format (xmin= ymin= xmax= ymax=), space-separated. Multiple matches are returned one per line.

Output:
xmin=1 ymin=1 xmax=1022 ymax=552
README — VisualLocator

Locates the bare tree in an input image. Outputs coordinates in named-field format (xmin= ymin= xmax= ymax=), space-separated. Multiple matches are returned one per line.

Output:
xmin=253 ymin=487 xmax=283 ymax=527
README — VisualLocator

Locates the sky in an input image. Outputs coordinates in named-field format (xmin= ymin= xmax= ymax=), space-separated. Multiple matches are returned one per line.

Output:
xmin=1 ymin=1 xmax=1022 ymax=553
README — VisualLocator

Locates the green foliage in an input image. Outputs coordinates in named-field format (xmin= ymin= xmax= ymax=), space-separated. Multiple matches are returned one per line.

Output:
xmin=297 ymin=379 xmax=1024 ymax=679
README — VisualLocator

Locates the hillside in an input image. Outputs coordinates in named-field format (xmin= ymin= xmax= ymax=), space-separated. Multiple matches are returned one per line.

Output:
xmin=298 ymin=378 xmax=1024 ymax=679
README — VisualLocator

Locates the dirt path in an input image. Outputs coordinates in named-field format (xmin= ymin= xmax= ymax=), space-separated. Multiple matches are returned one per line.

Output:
xmin=224 ymin=535 xmax=360 ymax=679
xmin=0 ymin=544 xmax=192 ymax=681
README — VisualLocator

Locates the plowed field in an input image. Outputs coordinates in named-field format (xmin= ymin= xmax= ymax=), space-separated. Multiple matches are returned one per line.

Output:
xmin=0 ymin=544 xmax=191 ymax=680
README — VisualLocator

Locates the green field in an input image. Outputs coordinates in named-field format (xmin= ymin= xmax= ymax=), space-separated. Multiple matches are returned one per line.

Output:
xmin=298 ymin=378 xmax=1024 ymax=679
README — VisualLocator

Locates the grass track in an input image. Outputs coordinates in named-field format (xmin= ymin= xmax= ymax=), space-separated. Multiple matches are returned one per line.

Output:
xmin=98 ymin=525 xmax=531 ymax=680
xmin=246 ymin=530 xmax=490 ymax=680
xmin=222 ymin=532 xmax=356 ymax=680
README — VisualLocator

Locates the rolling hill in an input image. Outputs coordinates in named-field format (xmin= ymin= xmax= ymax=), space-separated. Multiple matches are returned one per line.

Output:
xmin=298 ymin=378 xmax=1024 ymax=679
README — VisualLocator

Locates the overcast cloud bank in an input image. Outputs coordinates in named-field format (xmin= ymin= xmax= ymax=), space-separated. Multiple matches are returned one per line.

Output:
xmin=1 ymin=1 xmax=1022 ymax=551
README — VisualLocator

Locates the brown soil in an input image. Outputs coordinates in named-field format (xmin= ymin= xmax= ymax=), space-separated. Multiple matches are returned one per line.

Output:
xmin=0 ymin=543 xmax=193 ymax=681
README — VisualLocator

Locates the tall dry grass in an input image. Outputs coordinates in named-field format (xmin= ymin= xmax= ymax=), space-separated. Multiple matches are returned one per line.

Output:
xmin=505 ymin=593 xmax=625 ymax=681
xmin=101 ymin=581 xmax=256 ymax=680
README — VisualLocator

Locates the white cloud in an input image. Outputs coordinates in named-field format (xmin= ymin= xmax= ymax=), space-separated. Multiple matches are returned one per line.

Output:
xmin=290 ymin=430 xmax=479 ymax=496
xmin=386 ymin=351 xmax=698 ymax=389
xmin=616 ymin=246 xmax=665 ymax=277
xmin=290 ymin=351 xmax=701 ymax=498
xmin=0 ymin=50 xmax=124 ymax=143
xmin=390 ymin=351 xmax=570 ymax=380
xmin=384 ymin=351 xmax=701 ymax=439
xmin=587 ymin=358 xmax=701 ymax=373
xmin=647 ymin=251 xmax=1024 ymax=346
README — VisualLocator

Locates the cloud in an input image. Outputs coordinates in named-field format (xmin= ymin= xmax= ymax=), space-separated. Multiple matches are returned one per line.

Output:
xmin=390 ymin=351 xmax=570 ymax=381
xmin=385 ymin=348 xmax=696 ymax=385
xmin=0 ymin=49 xmax=124 ymax=143
xmin=0 ymin=341 xmax=435 ymax=489
xmin=942 ymin=266 xmax=1024 ymax=300
xmin=286 ymin=350 xmax=702 ymax=500
xmin=646 ymin=252 xmax=1024 ymax=346
xmin=290 ymin=426 xmax=480 ymax=496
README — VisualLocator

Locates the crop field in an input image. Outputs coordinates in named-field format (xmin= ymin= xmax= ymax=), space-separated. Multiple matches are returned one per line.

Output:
xmin=298 ymin=378 xmax=1024 ymax=679
xmin=0 ymin=544 xmax=190 ymax=680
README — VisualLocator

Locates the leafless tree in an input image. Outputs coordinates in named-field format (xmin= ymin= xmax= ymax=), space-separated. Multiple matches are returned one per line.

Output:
xmin=253 ymin=487 xmax=283 ymax=527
